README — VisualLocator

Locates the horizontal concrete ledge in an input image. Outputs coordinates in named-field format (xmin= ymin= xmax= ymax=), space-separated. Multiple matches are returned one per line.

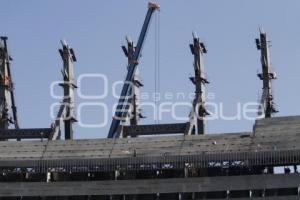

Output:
xmin=0 ymin=174 xmax=299 ymax=196
xmin=210 ymin=197 xmax=299 ymax=200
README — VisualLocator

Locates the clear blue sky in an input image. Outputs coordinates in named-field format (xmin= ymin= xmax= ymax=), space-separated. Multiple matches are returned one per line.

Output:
xmin=1 ymin=0 xmax=300 ymax=139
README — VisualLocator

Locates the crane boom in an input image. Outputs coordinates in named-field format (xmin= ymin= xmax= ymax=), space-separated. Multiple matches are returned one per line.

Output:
xmin=107 ymin=2 xmax=159 ymax=138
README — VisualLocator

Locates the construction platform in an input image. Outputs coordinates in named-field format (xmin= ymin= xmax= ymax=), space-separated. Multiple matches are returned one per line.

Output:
xmin=0 ymin=116 xmax=298 ymax=199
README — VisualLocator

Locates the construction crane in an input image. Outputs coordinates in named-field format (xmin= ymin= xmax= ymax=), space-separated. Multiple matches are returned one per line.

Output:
xmin=0 ymin=37 xmax=19 ymax=130
xmin=185 ymin=32 xmax=209 ymax=135
xmin=49 ymin=40 xmax=77 ymax=140
xmin=255 ymin=30 xmax=278 ymax=118
xmin=108 ymin=2 xmax=160 ymax=138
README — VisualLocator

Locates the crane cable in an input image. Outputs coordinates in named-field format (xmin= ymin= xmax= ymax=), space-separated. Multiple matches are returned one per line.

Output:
xmin=154 ymin=11 xmax=160 ymax=124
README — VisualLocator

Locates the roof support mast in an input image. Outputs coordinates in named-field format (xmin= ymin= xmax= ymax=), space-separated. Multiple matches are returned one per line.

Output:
xmin=58 ymin=40 xmax=77 ymax=139
xmin=121 ymin=37 xmax=144 ymax=126
xmin=255 ymin=30 xmax=277 ymax=118
xmin=0 ymin=37 xmax=19 ymax=130
xmin=186 ymin=32 xmax=209 ymax=135
xmin=108 ymin=2 xmax=160 ymax=138
xmin=49 ymin=41 xmax=77 ymax=140
xmin=0 ymin=37 xmax=54 ymax=141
